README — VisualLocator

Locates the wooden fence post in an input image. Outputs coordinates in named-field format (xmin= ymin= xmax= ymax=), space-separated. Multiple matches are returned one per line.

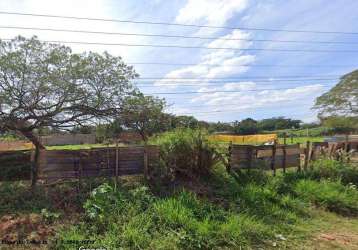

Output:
xmin=227 ymin=141 xmax=232 ymax=173
xmin=345 ymin=134 xmax=350 ymax=163
xmin=143 ymin=147 xmax=148 ymax=180
xmin=282 ymin=133 xmax=287 ymax=173
xmin=297 ymin=143 xmax=302 ymax=172
xmin=78 ymin=151 xmax=83 ymax=192
xmin=282 ymin=145 xmax=287 ymax=174
xmin=271 ymin=140 xmax=277 ymax=176
xmin=115 ymin=140 xmax=119 ymax=190
xmin=304 ymin=141 xmax=310 ymax=171
xmin=247 ymin=146 xmax=253 ymax=173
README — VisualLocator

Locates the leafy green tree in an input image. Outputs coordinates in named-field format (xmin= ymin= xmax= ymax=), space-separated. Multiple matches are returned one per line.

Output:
xmin=321 ymin=116 xmax=358 ymax=134
xmin=0 ymin=36 xmax=138 ymax=187
xmin=258 ymin=117 xmax=301 ymax=131
xmin=121 ymin=94 xmax=168 ymax=141
xmin=208 ymin=121 xmax=234 ymax=133
xmin=314 ymin=69 xmax=358 ymax=116
xmin=234 ymin=118 xmax=258 ymax=135
xmin=169 ymin=115 xmax=200 ymax=129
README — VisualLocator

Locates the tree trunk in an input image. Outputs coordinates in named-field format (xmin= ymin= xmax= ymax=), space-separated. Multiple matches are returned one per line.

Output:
xmin=19 ymin=130 xmax=45 ymax=188
xmin=139 ymin=130 xmax=148 ymax=143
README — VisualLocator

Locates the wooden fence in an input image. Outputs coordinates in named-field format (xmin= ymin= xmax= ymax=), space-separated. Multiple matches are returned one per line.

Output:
xmin=308 ymin=141 xmax=358 ymax=162
xmin=229 ymin=140 xmax=358 ymax=174
xmin=229 ymin=144 xmax=300 ymax=174
xmin=0 ymin=150 xmax=32 ymax=180
xmin=38 ymin=145 xmax=159 ymax=181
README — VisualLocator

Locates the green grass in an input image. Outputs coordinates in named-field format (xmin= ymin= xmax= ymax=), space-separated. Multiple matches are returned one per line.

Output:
xmin=51 ymin=162 xmax=358 ymax=249
xmin=294 ymin=179 xmax=358 ymax=216
xmin=213 ymin=136 xmax=323 ymax=145
xmin=1 ymin=159 xmax=358 ymax=249
xmin=278 ymin=136 xmax=324 ymax=144
xmin=269 ymin=126 xmax=332 ymax=137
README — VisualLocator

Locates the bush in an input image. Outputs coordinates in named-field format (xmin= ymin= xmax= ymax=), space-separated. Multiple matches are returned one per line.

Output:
xmin=149 ymin=129 xmax=222 ymax=179
xmin=54 ymin=183 xmax=273 ymax=249
xmin=310 ymin=159 xmax=358 ymax=186
xmin=294 ymin=179 xmax=358 ymax=216
xmin=0 ymin=181 xmax=51 ymax=215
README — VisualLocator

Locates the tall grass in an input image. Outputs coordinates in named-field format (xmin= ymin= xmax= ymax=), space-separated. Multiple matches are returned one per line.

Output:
xmin=149 ymin=129 xmax=223 ymax=179
xmin=53 ymin=183 xmax=273 ymax=249
xmin=310 ymin=159 xmax=358 ymax=185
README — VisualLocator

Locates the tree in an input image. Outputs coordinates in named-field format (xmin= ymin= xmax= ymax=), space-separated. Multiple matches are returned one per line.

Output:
xmin=208 ymin=121 xmax=234 ymax=133
xmin=257 ymin=117 xmax=301 ymax=131
xmin=320 ymin=116 xmax=358 ymax=134
xmin=121 ymin=94 xmax=168 ymax=141
xmin=170 ymin=115 xmax=199 ymax=129
xmin=314 ymin=69 xmax=358 ymax=116
xmin=0 ymin=36 xmax=138 ymax=187
xmin=235 ymin=118 xmax=258 ymax=135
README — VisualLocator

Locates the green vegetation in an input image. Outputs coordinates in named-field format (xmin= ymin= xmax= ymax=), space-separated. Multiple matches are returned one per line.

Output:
xmin=1 ymin=129 xmax=358 ymax=249
xmin=149 ymin=129 xmax=223 ymax=179
xmin=278 ymin=136 xmax=324 ymax=144
xmin=274 ymin=126 xmax=331 ymax=137
xmin=50 ymin=161 xmax=358 ymax=249
xmin=1 ymin=158 xmax=358 ymax=249
xmin=46 ymin=143 xmax=117 ymax=151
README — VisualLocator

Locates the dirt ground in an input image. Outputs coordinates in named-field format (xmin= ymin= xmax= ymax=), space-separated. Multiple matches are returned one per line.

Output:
xmin=0 ymin=214 xmax=55 ymax=250
xmin=314 ymin=231 xmax=358 ymax=249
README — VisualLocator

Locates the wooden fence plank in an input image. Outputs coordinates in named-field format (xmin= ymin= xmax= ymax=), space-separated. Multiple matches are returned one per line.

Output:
xmin=38 ymin=145 xmax=159 ymax=181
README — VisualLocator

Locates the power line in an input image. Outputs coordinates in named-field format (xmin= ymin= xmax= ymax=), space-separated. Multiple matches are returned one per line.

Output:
xmin=148 ymin=85 xmax=330 ymax=98
xmin=128 ymin=62 xmax=357 ymax=68
xmin=137 ymin=83 xmax=332 ymax=88
xmin=1 ymin=11 xmax=358 ymax=35
xmin=173 ymin=105 xmax=323 ymax=116
xmin=4 ymin=38 xmax=358 ymax=53
xmin=174 ymin=108 xmax=313 ymax=115
xmin=135 ymin=76 xmax=339 ymax=81
xmin=146 ymin=86 xmax=327 ymax=95
xmin=135 ymin=79 xmax=337 ymax=86
xmin=169 ymin=99 xmax=314 ymax=110
xmin=1 ymin=25 xmax=357 ymax=45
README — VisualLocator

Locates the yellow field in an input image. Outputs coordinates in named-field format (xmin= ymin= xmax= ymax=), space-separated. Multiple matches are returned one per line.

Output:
xmin=209 ymin=134 xmax=277 ymax=144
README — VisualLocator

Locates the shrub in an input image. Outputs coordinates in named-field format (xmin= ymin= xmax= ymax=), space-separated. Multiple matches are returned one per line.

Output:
xmin=55 ymin=183 xmax=273 ymax=249
xmin=310 ymin=159 xmax=358 ymax=185
xmin=149 ymin=129 xmax=222 ymax=179
xmin=0 ymin=181 xmax=52 ymax=215
xmin=294 ymin=179 xmax=358 ymax=216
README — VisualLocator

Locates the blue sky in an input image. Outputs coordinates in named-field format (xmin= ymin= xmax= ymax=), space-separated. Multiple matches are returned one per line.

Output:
xmin=0 ymin=0 xmax=357 ymax=123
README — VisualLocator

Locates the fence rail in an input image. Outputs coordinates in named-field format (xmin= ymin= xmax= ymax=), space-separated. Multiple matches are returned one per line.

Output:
xmin=0 ymin=150 xmax=32 ymax=181
xmin=38 ymin=145 xmax=159 ymax=181
xmin=229 ymin=144 xmax=300 ymax=173
xmin=228 ymin=141 xmax=358 ymax=174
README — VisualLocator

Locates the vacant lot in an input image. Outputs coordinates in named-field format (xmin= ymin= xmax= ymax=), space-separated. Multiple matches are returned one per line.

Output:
xmin=1 ymin=159 xmax=357 ymax=249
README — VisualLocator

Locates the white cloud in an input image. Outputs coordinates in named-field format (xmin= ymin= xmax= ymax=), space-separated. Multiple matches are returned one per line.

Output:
xmin=165 ymin=106 xmax=192 ymax=115
xmin=189 ymin=84 xmax=325 ymax=111
xmin=153 ymin=30 xmax=255 ymax=88
xmin=176 ymin=0 xmax=248 ymax=26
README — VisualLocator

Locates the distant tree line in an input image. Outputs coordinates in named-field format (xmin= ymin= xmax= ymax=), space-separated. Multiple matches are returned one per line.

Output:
xmin=58 ymin=115 xmax=306 ymax=141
